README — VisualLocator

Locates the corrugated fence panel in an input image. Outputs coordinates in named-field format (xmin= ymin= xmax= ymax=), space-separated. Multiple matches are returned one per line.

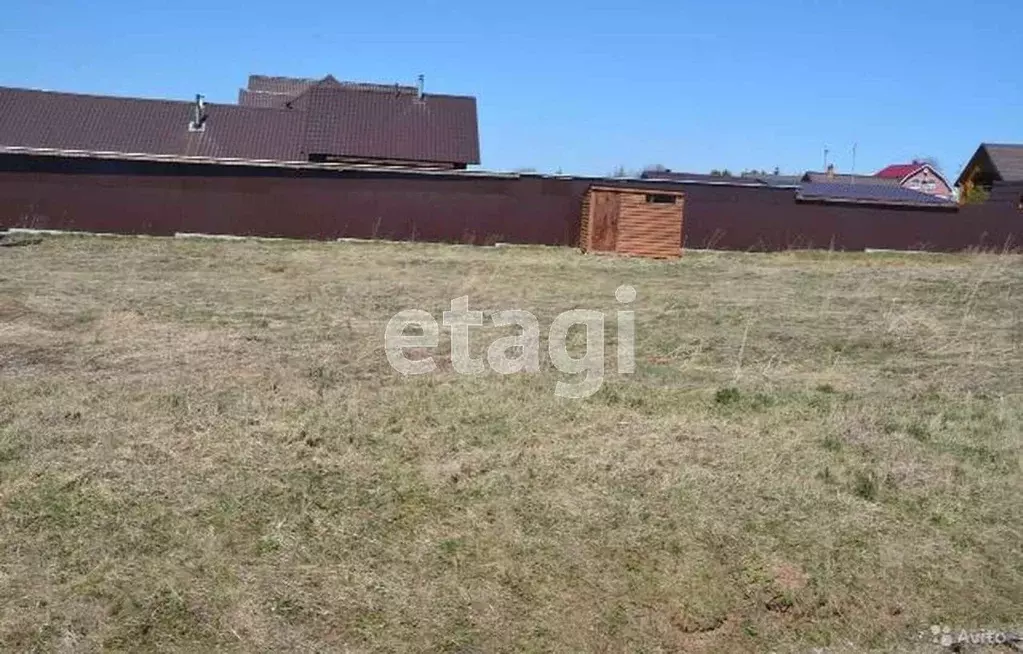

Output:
xmin=0 ymin=154 xmax=1020 ymax=252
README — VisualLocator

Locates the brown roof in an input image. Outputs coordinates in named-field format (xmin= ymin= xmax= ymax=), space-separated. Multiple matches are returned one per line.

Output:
xmin=0 ymin=86 xmax=304 ymax=161
xmin=246 ymin=74 xmax=319 ymax=96
xmin=984 ymin=144 xmax=1023 ymax=182
xmin=237 ymin=89 xmax=294 ymax=109
xmin=299 ymin=80 xmax=479 ymax=165
xmin=0 ymin=76 xmax=480 ymax=167
xmin=246 ymin=74 xmax=420 ymax=95
xmin=954 ymin=143 xmax=1023 ymax=186
xmin=239 ymin=75 xmax=423 ymax=109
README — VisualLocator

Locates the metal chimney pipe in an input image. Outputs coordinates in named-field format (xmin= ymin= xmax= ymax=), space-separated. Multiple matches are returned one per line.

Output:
xmin=189 ymin=94 xmax=207 ymax=131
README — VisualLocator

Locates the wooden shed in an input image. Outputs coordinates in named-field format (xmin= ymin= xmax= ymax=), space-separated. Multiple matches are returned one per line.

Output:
xmin=579 ymin=186 xmax=686 ymax=259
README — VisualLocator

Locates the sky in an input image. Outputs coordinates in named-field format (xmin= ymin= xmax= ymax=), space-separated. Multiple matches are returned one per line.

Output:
xmin=1 ymin=0 xmax=1020 ymax=178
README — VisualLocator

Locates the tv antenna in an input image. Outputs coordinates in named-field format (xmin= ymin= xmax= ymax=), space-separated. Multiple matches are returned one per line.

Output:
xmin=851 ymin=143 xmax=858 ymax=184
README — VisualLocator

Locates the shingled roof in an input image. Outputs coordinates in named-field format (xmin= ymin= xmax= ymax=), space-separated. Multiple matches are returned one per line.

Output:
xmin=955 ymin=143 xmax=1023 ymax=186
xmin=0 ymin=75 xmax=481 ymax=168
xmin=985 ymin=144 xmax=1023 ymax=181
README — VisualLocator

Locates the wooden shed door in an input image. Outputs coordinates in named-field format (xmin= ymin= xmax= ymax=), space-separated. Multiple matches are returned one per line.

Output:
xmin=589 ymin=191 xmax=620 ymax=252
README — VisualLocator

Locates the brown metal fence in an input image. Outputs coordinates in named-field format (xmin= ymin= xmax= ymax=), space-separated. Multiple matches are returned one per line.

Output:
xmin=1 ymin=154 xmax=1020 ymax=252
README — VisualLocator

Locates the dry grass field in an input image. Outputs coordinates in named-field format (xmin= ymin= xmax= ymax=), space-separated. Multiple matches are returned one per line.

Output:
xmin=0 ymin=234 xmax=1020 ymax=653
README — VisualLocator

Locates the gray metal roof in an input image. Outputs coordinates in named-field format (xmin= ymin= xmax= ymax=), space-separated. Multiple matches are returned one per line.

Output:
xmin=797 ymin=182 xmax=957 ymax=208
xmin=752 ymin=174 xmax=803 ymax=187
xmin=639 ymin=170 xmax=772 ymax=187
xmin=802 ymin=171 xmax=901 ymax=186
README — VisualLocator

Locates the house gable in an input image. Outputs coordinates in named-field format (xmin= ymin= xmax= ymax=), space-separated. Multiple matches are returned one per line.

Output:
xmin=955 ymin=143 xmax=1023 ymax=188
xmin=897 ymin=164 xmax=952 ymax=198
xmin=955 ymin=145 xmax=998 ymax=189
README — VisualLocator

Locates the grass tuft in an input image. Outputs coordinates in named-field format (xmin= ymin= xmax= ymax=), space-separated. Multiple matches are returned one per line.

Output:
xmin=714 ymin=387 xmax=742 ymax=405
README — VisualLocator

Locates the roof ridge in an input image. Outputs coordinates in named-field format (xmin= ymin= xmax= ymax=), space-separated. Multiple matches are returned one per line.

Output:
xmin=249 ymin=74 xmax=320 ymax=83
xmin=306 ymin=85 xmax=476 ymax=101
xmin=0 ymin=85 xmax=207 ymax=106
xmin=221 ymin=101 xmax=307 ymax=115
xmin=805 ymin=170 xmax=886 ymax=176
xmin=2 ymin=85 xmax=305 ymax=117
xmin=244 ymin=73 xmax=474 ymax=100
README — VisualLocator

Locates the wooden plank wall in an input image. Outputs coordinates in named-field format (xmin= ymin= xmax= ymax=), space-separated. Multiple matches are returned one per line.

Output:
xmin=615 ymin=193 xmax=684 ymax=258
xmin=578 ymin=192 xmax=592 ymax=250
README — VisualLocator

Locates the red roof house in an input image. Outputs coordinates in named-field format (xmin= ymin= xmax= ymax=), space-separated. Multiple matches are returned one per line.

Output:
xmin=874 ymin=162 xmax=952 ymax=199
xmin=876 ymin=164 xmax=922 ymax=179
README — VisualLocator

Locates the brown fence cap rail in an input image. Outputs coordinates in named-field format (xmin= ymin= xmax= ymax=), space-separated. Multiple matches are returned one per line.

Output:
xmin=586 ymin=185 xmax=686 ymax=196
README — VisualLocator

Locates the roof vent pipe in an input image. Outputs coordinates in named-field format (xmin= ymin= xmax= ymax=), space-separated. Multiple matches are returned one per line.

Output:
xmin=416 ymin=74 xmax=424 ymax=101
xmin=189 ymin=94 xmax=208 ymax=132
